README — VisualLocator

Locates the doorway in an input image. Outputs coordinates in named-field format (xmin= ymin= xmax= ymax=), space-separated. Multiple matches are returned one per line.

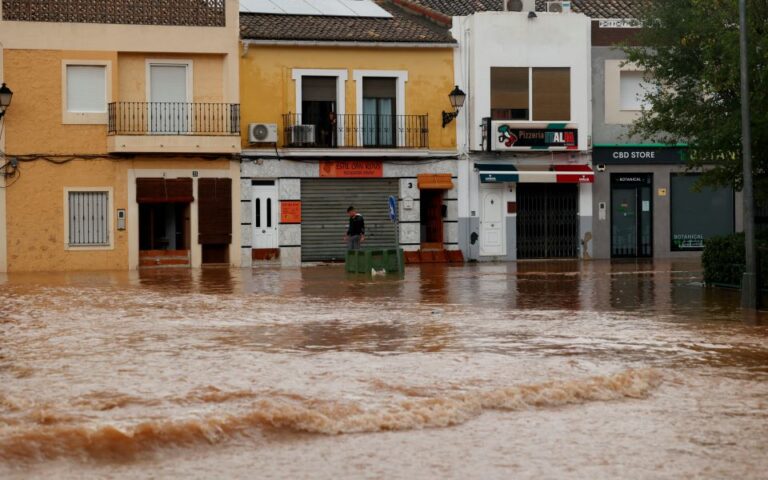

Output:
xmin=148 ymin=62 xmax=190 ymax=134
xmin=517 ymin=183 xmax=579 ymax=259
xmin=252 ymin=182 xmax=279 ymax=250
xmin=420 ymin=189 xmax=444 ymax=250
xmin=611 ymin=173 xmax=653 ymax=257
xmin=302 ymin=76 xmax=337 ymax=147
xmin=139 ymin=203 xmax=191 ymax=251
xmin=480 ymin=185 xmax=505 ymax=256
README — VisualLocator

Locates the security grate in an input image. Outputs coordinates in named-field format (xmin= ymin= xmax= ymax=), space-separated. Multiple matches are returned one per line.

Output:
xmin=68 ymin=191 xmax=110 ymax=247
xmin=517 ymin=183 xmax=579 ymax=259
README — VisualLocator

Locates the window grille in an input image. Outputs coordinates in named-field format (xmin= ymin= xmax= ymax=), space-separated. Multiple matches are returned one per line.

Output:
xmin=68 ymin=191 xmax=110 ymax=246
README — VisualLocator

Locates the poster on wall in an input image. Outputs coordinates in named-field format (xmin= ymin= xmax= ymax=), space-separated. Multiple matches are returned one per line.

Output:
xmin=489 ymin=121 xmax=578 ymax=151
xmin=280 ymin=201 xmax=301 ymax=224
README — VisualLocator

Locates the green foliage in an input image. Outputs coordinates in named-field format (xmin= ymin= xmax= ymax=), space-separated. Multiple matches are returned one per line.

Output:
xmin=624 ymin=0 xmax=768 ymax=200
xmin=702 ymin=231 xmax=768 ymax=286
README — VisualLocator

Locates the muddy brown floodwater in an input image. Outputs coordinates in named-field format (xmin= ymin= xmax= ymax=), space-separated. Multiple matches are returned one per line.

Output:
xmin=0 ymin=260 xmax=767 ymax=479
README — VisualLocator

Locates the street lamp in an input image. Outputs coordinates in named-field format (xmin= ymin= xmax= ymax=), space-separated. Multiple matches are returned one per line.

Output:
xmin=738 ymin=0 xmax=758 ymax=311
xmin=0 ymin=83 xmax=13 ymax=119
xmin=442 ymin=85 xmax=466 ymax=128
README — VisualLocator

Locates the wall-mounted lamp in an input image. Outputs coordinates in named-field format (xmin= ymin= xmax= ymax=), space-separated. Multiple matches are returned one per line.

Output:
xmin=442 ymin=85 xmax=466 ymax=128
xmin=528 ymin=11 xmax=537 ymax=19
xmin=0 ymin=83 xmax=13 ymax=119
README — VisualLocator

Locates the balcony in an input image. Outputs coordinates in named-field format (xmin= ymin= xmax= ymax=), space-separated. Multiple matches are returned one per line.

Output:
xmin=107 ymin=102 xmax=240 ymax=155
xmin=1 ymin=0 xmax=226 ymax=27
xmin=282 ymin=113 xmax=429 ymax=150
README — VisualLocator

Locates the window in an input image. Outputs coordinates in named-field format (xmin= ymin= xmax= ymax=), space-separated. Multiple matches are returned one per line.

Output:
xmin=670 ymin=174 xmax=734 ymax=251
xmin=302 ymin=76 xmax=338 ymax=147
xmin=491 ymin=67 xmax=529 ymax=120
xmin=62 ymin=60 xmax=111 ymax=124
xmin=491 ymin=67 xmax=571 ymax=121
xmin=67 ymin=191 xmax=110 ymax=247
xmin=620 ymin=71 xmax=652 ymax=110
xmin=362 ymin=77 xmax=396 ymax=147
xmin=66 ymin=65 xmax=107 ymax=113
xmin=532 ymin=68 xmax=570 ymax=121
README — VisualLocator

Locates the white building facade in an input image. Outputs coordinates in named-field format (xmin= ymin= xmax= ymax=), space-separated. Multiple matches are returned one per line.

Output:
xmin=452 ymin=10 xmax=594 ymax=261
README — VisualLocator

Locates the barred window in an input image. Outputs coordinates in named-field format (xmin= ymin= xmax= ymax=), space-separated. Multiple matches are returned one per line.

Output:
xmin=68 ymin=191 xmax=110 ymax=246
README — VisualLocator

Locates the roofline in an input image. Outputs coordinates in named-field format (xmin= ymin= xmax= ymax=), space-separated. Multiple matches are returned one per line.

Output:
xmin=391 ymin=0 xmax=452 ymax=26
xmin=240 ymin=39 xmax=457 ymax=49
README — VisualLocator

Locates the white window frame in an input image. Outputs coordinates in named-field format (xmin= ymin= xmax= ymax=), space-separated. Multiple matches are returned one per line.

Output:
xmin=291 ymin=68 xmax=348 ymax=146
xmin=605 ymin=60 xmax=645 ymax=125
xmin=63 ymin=187 xmax=114 ymax=251
xmin=61 ymin=60 xmax=112 ymax=125
xmin=353 ymin=70 xmax=408 ymax=147
xmin=146 ymin=59 xmax=194 ymax=134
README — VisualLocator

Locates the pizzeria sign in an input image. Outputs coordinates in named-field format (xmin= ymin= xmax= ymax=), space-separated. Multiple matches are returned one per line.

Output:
xmin=489 ymin=121 xmax=579 ymax=151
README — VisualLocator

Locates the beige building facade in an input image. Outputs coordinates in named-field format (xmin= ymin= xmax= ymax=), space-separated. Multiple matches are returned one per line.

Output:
xmin=0 ymin=0 xmax=241 ymax=271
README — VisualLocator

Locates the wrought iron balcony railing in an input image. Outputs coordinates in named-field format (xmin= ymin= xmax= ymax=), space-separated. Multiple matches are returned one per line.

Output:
xmin=108 ymin=102 xmax=240 ymax=136
xmin=282 ymin=113 xmax=429 ymax=149
xmin=1 ymin=0 xmax=226 ymax=27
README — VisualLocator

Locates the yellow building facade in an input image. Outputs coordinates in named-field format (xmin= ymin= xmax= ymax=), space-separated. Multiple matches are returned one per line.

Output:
xmin=238 ymin=2 xmax=460 ymax=266
xmin=0 ymin=0 xmax=241 ymax=272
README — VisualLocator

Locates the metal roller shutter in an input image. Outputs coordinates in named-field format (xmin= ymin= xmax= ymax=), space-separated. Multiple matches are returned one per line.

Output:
xmin=301 ymin=178 xmax=398 ymax=262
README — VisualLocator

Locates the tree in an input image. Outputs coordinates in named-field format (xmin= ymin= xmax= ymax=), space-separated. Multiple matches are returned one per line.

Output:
xmin=624 ymin=0 xmax=768 ymax=199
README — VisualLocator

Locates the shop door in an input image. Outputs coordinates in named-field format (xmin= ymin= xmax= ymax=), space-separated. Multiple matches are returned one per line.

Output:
xmin=198 ymin=178 xmax=232 ymax=264
xmin=301 ymin=179 xmax=398 ymax=262
xmin=517 ymin=183 xmax=578 ymax=259
xmin=611 ymin=174 xmax=652 ymax=257
xmin=480 ymin=185 xmax=504 ymax=256
xmin=252 ymin=183 xmax=278 ymax=249
xmin=420 ymin=190 xmax=444 ymax=249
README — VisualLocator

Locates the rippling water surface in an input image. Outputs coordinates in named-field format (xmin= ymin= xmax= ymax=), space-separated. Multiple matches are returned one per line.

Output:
xmin=1 ymin=260 xmax=766 ymax=479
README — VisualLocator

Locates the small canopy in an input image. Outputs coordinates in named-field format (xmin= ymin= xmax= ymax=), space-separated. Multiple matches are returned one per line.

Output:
xmin=418 ymin=173 xmax=454 ymax=190
xmin=476 ymin=163 xmax=519 ymax=183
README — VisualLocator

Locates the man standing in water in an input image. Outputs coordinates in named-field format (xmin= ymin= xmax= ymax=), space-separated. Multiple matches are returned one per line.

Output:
xmin=345 ymin=206 xmax=365 ymax=250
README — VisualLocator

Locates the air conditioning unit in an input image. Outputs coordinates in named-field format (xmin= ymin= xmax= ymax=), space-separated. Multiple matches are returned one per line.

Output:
xmin=546 ymin=1 xmax=571 ymax=13
xmin=504 ymin=0 xmax=535 ymax=12
xmin=248 ymin=123 xmax=278 ymax=143
xmin=290 ymin=125 xmax=315 ymax=146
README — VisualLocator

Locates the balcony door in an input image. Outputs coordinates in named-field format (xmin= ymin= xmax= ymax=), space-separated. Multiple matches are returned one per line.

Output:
xmin=301 ymin=76 xmax=337 ymax=147
xmin=362 ymin=78 xmax=396 ymax=147
xmin=148 ymin=62 xmax=191 ymax=134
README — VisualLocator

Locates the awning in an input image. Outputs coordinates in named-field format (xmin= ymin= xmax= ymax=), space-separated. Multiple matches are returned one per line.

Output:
xmin=418 ymin=173 xmax=454 ymax=190
xmin=136 ymin=178 xmax=194 ymax=204
xmin=477 ymin=164 xmax=594 ymax=184
xmin=476 ymin=163 xmax=519 ymax=183
xmin=553 ymin=164 xmax=594 ymax=183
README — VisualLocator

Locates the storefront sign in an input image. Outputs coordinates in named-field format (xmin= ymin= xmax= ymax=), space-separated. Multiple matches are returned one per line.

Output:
xmin=598 ymin=19 xmax=642 ymax=28
xmin=594 ymin=147 xmax=685 ymax=165
xmin=319 ymin=160 xmax=383 ymax=178
xmin=489 ymin=121 xmax=579 ymax=151
xmin=280 ymin=201 xmax=301 ymax=224
xmin=612 ymin=174 xmax=652 ymax=186
xmin=672 ymin=233 xmax=705 ymax=250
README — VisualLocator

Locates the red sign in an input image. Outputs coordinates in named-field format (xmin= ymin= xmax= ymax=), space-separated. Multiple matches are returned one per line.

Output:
xmin=280 ymin=201 xmax=301 ymax=224
xmin=319 ymin=160 xmax=383 ymax=178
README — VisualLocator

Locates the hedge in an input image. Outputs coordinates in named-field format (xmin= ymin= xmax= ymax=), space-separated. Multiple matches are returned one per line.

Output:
xmin=702 ymin=231 xmax=768 ymax=287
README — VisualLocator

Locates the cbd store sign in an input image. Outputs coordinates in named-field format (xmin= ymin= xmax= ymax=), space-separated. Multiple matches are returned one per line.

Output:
xmin=489 ymin=121 xmax=579 ymax=151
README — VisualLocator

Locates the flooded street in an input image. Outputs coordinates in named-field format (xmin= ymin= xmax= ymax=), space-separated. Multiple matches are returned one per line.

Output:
xmin=1 ymin=260 xmax=767 ymax=479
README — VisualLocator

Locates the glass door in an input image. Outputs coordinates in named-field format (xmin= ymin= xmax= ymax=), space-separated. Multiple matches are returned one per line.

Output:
xmin=611 ymin=174 xmax=653 ymax=258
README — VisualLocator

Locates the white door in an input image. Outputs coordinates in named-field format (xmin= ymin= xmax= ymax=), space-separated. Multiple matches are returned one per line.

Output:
xmin=252 ymin=185 xmax=279 ymax=249
xmin=149 ymin=64 xmax=189 ymax=133
xmin=480 ymin=186 xmax=505 ymax=256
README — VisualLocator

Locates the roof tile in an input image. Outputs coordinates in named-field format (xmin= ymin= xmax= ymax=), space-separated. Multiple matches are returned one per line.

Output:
xmin=400 ymin=0 xmax=644 ymax=18
xmin=240 ymin=0 xmax=455 ymax=43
